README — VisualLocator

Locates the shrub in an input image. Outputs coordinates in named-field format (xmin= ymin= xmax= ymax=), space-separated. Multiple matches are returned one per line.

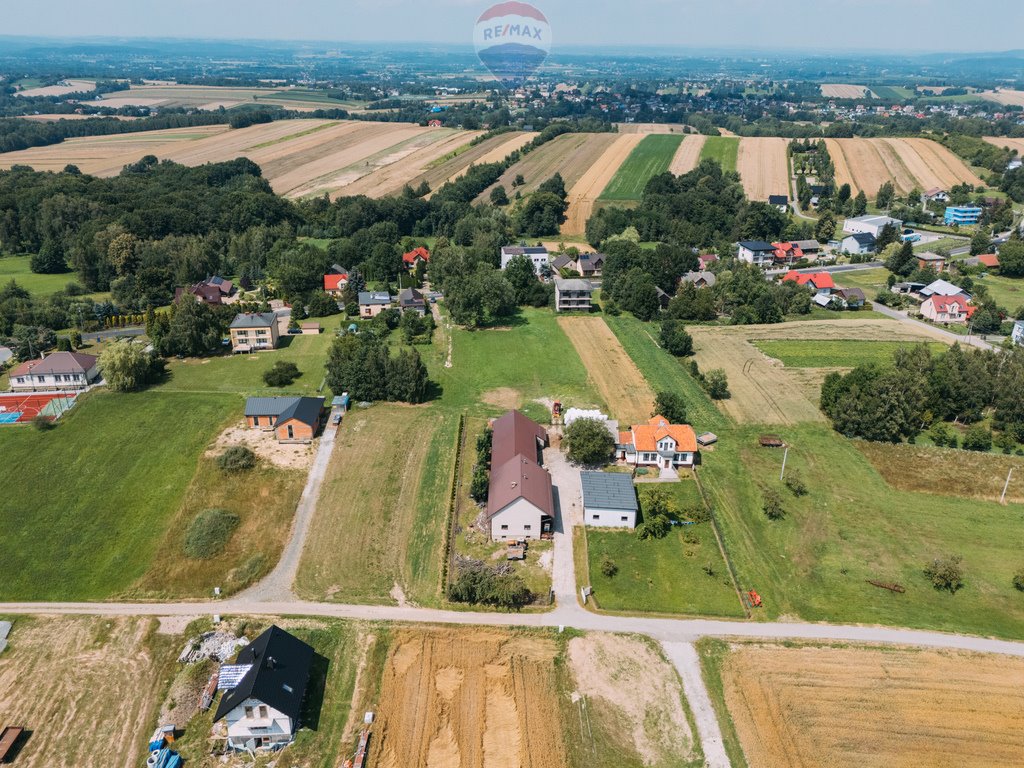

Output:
xmin=659 ymin=319 xmax=694 ymax=357
xmin=600 ymin=557 xmax=618 ymax=577
xmin=216 ymin=445 xmax=257 ymax=473
xmin=447 ymin=557 xmax=532 ymax=609
xmin=924 ymin=554 xmax=964 ymax=593
xmin=1014 ymin=569 xmax=1024 ymax=592
xmin=962 ymin=424 xmax=993 ymax=452
xmin=469 ymin=464 xmax=489 ymax=503
xmin=784 ymin=471 xmax=808 ymax=497
xmin=183 ymin=508 xmax=240 ymax=560
xmin=762 ymin=488 xmax=786 ymax=520
xmin=637 ymin=514 xmax=670 ymax=540
xmin=653 ymin=391 xmax=687 ymax=424
xmin=704 ymin=368 xmax=731 ymax=400
xmin=263 ymin=360 xmax=300 ymax=387
xmin=31 ymin=415 xmax=54 ymax=431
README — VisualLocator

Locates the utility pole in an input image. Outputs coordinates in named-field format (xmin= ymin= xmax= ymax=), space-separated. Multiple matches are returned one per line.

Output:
xmin=779 ymin=446 xmax=790 ymax=482
xmin=1001 ymin=467 xmax=1014 ymax=505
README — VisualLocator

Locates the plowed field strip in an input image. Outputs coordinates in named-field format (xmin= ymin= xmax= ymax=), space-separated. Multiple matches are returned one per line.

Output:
xmin=561 ymin=133 xmax=644 ymax=234
xmin=736 ymin=137 xmax=790 ymax=200
xmin=670 ymin=134 xmax=707 ymax=175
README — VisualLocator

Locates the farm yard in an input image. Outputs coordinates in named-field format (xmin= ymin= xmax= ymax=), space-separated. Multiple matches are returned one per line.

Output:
xmin=824 ymin=137 xmax=983 ymax=196
xmin=556 ymin=315 xmax=655 ymax=425
xmin=669 ymin=134 xmax=707 ymax=175
xmin=698 ymin=136 xmax=739 ymax=172
xmin=561 ymin=133 xmax=644 ymax=234
xmin=735 ymin=137 xmax=790 ymax=201
xmin=599 ymin=134 xmax=684 ymax=201
xmin=711 ymin=642 xmax=1024 ymax=768
xmin=0 ymin=616 xmax=178 ymax=768
xmin=819 ymin=84 xmax=871 ymax=99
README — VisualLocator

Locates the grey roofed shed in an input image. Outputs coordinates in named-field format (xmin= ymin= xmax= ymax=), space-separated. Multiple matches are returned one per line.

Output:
xmin=580 ymin=471 xmax=638 ymax=513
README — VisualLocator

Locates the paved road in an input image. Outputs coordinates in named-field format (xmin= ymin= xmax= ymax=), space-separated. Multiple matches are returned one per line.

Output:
xmin=766 ymin=261 xmax=884 ymax=277
xmin=870 ymin=301 xmax=998 ymax=351
xmin=235 ymin=413 xmax=339 ymax=602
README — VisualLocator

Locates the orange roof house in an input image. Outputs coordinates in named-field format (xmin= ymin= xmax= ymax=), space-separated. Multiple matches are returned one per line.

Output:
xmin=324 ymin=273 xmax=348 ymax=294
xmin=772 ymin=242 xmax=805 ymax=264
xmin=402 ymin=246 xmax=430 ymax=269
xmin=978 ymin=254 xmax=1000 ymax=269
xmin=781 ymin=270 xmax=835 ymax=293
xmin=616 ymin=415 xmax=698 ymax=471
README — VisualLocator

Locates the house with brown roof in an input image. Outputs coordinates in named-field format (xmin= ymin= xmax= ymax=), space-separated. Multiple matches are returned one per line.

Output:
xmin=176 ymin=276 xmax=235 ymax=306
xmin=487 ymin=410 xmax=553 ymax=540
xmin=9 ymin=351 xmax=99 ymax=392
xmin=616 ymin=415 xmax=699 ymax=471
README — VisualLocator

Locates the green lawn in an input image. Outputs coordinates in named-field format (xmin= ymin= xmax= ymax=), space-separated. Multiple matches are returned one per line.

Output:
xmin=914 ymin=237 xmax=965 ymax=254
xmin=752 ymin=339 xmax=947 ymax=368
xmin=698 ymin=422 xmax=1024 ymax=639
xmin=0 ymin=255 xmax=81 ymax=297
xmin=600 ymin=134 xmax=684 ymax=201
xmin=586 ymin=482 xmax=744 ymax=617
xmin=869 ymin=85 xmax=915 ymax=100
xmin=830 ymin=267 xmax=889 ymax=297
xmin=974 ymin=273 xmax=1024 ymax=313
xmin=0 ymin=390 xmax=236 ymax=600
xmin=699 ymin=136 xmax=739 ymax=173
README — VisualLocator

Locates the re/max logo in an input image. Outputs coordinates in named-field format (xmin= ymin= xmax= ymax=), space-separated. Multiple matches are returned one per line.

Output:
xmin=482 ymin=24 xmax=544 ymax=41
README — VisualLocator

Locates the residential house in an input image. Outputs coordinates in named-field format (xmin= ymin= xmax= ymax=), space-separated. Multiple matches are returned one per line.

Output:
xmin=176 ymin=275 xmax=235 ymax=306
xmin=771 ymin=241 xmax=807 ymax=265
xmin=230 ymin=313 xmax=280 ymax=352
xmin=244 ymin=396 xmax=325 ymax=444
xmin=487 ymin=410 xmax=553 ymax=541
xmin=781 ymin=271 xmax=835 ymax=295
xmin=616 ymin=415 xmax=699 ymax=471
xmin=213 ymin=626 xmax=314 ymax=752
xmin=397 ymin=287 xmax=427 ymax=315
xmin=978 ymin=253 xmax=1000 ymax=269
xmin=737 ymin=240 xmax=776 ymax=266
xmin=575 ymin=252 xmax=605 ymax=278
xmin=9 ymin=351 xmax=99 ymax=392
xmin=581 ymin=471 xmax=639 ymax=529
xmin=655 ymin=286 xmax=672 ymax=310
xmin=323 ymin=273 xmax=348 ymax=296
xmin=1012 ymin=320 xmax=1024 ymax=346
xmin=500 ymin=245 xmax=550 ymax=274
xmin=358 ymin=291 xmax=393 ymax=318
xmin=554 ymin=278 xmax=593 ymax=312
xmin=1008 ymin=158 xmax=1023 ymax=172
xmin=923 ymin=188 xmax=949 ymax=203
xmin=891 ymin=281 xmax=927 ymax=296
xmin=793 ymin=239 xmax=822 ymax=259
xmin=681 ymin=271 xmax=716 ymax=288
xmin=840 ymin=232 xmax=876 ymax=255
xmin=920 ymin=279 xmax=970 ymax=300
xmin=834 ymin=287 xmax=866 ymax=308
xmin=551 ymin=254 xmax=574 ymax=272
xmin=944 ymin=206 xmax=983 ymax=226
xmin=921 ymin=294 xmax=975 ymax=324
xmin=697 ymin=254 xmax=719 ymax=270
xmin=916 ymin=252 xmax=947 ymax=272
xmin=768 ymin=194 xmax=789 ymax=213
xmin=402 ymin=246 xmax=430 ymax=270
xmin=843 ymin=214 xmax=903 ymax=238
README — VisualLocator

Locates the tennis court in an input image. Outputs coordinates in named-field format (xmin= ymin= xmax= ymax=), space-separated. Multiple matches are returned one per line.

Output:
xmin=0 ymin=392 xmax=78 ymax=424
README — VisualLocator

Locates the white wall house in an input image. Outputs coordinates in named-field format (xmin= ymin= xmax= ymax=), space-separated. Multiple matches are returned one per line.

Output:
xmin=843 ymin=214 xmax=902 ymax=238
xmin=488 ymin=455 xmax=554 ymax=540
xmin=617 ymin=416 xmax=699 ymax=470
xmin=736 ymin=240 xmax=775 ymax=266
xmin=500 ymin=245 xmax=550 ymax=274
xmin=581 ymin=471 xmax=638 ymax=529
xmin=9 ymin=351 xmax=99 ymax=392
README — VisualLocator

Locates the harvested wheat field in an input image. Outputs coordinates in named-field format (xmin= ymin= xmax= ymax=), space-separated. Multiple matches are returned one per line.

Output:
xmin=820 ymin=84 xmax=871 ymax=99
xmin=0 ymin=616 xmax=173 ymax=768
xmin=15 ymin=79 xmax=94 ymax=97
xmin=370 ymin=629 xmax=567 ymax=768
xmin=980 ymin=89 xmax=1024 ymax=107
xmin=719 ymin=642 xmax=1024 ymax=768
xmin=689 ymin=320 xmax=946 ymax=424
xmin=614 ymin=123 xmax=686 ymax=134
xmin=736 ymin=137 xmax=790 ymax=200
xmin=417 ymin=132 xmax=535 ymax=197
xmin=558 ymin=316 xmax=655 ymax=424
xmin=477 ymin=132 xmax=618 ymax=204
xmin=984 ymin=136 xmax=1024 ymax=154
xmin=826 ymin=138 xmax=982 ymax=196
xmin=669 ymin=134 xmax=707 ymax=175
xmin=561 ymin=134 xmax=645 ymax=234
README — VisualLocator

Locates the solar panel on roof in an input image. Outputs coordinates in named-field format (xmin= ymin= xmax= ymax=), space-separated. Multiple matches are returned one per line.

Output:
xmin=217 ymin=664 xmax=253 ymax=690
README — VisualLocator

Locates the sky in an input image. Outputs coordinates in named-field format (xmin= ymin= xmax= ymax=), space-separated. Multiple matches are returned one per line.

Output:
xmin=1 ymin=0 xmax=1021 ymax=54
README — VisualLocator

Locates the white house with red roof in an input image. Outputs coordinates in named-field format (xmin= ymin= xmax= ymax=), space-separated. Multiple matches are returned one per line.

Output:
xmin=921 ymin=294 xmax=975 ymax=324
xmin=772 ymin=242 xmax=805 ymax=265
xmin=781 ymin=270 xmax=835 ymax=295
xmin=402 ymin=246 xmax=430 ymax=270
xmin=323 ymin=273 xmax=348 ymax=296
xmin=616 ymin=415 xmax=699 ymax=471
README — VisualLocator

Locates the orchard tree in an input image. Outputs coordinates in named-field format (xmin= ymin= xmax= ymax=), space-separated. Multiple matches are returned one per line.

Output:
xmin=659 ymin=319 xmax=693 ymax=356
xmin=564 ymin=417 xmax=614 ymax=466
xmin=653 ymin=391 xmax=687 ymax=424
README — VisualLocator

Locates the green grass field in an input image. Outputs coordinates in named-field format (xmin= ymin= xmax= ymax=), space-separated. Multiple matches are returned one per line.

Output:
xmin=696 ymin=638 xmax=751 ymax=768
xmin=869 ymin=85 xmax=915 ymax=100
xmin=975 ymin=274 xmax=1024 ymax=312
xmin=699 ymin=422 xmax=1024 ymax=638
xmin=0 ymin=390 xmax=236 ymax=600
xmin=0 ymin=255 xmax=81 ymax=297
xmin=600 ymin=134 xmax=684 ymax=201
xmin=752 ymin=339 xmax=947 ymax=368
xmin=830 ymin=267 xmax=889 ymax=297
xmin=699 ymin=136 xmax=740 ymax=173
xmin=586 ymin=482 xmax=743 ymax=617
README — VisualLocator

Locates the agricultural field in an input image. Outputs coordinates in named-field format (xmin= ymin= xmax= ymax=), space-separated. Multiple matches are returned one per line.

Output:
xmin=689 ymin=320 xmax=950 ymax=424
xmin=856 ymin=441 xmax=1024 ymax=504
xmin=825 ymin=137 xmax=983 ymax=196
xmin=295 ymin=405 xmax=458 ymax=604
xmin=711 ymin=642 xmax=1024 ymax=767
xmin=478 ymin=132 xmax=618 ymax=205
xmin=561 ymin=134 xmax=644 ymax=234
xmin=752 ymin=339 xmax=947 ymax=369
xmin=830 ymin=267 xmax=889 ymax=296
xmin=599 ymin=134 xmax=684 ymax=201
xmin=0 ymin=390 xmax=235 ymax=600
xmin=585 ymin=481 xmax=743 ymax=617
xmin=81 ymin=83 xmax=359 ymax=111
xmin=669 ymin=134 xmax=707 ymax=175
xmin=409 ymin=131 xmax=534 ymax=196
xmin=735 ymin=137 xmax=790 ymax=201
xmin=614 ymin=123 xmax=688 ymax=134
xmin=979 ymin=89 xmax=1024 ymax=107
xmin=557 ymin=316 xmax=655 ymax=425
xmin=369 ymin=627 xmax=702 ymax=768
xmin=698 ymin=422 xmax=1024 ymax=638
xmin=869 ymin=85 xmax=915 ymax=100
xmin=698 ymin=136 xmax=739 ymax=172
xmin=820 ymin=84 xmax=871 ymax=98
xmin=0 ymin=616 xmax=178 ymax=768
xmin=14 ymin=79 xmax=94 ymax=97
xmin=0 ymin=119 xmax=481 ymax=199
xmin=983 ymin=136 xmax=1024 ymax=154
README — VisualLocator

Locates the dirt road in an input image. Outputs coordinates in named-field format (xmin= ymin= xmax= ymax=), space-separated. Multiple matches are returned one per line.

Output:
xmin=561 ymin=133 xmax=644 ymax=235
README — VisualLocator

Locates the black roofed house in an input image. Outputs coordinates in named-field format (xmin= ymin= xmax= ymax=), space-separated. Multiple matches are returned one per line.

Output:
xmin=580 ymin=471 xmax=639 ymax=529
xmin=737 ymin=240 xmax=776 ymax=266
xmin=230 ymin=312 xmax=280 ymax=353
xmin=398 ymin=287 xmax=427 ymax=315
xmin=245 ymin=396 xmax=325 ymax=444
xmin=213 ymin=626 xmax=314 ymax=752
xmin=768 ymin=194 xmax=789 ymax=212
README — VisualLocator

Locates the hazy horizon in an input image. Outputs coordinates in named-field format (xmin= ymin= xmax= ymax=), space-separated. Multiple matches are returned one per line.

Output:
xmin=1 ymin=0 xmax=1021 ymax=54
